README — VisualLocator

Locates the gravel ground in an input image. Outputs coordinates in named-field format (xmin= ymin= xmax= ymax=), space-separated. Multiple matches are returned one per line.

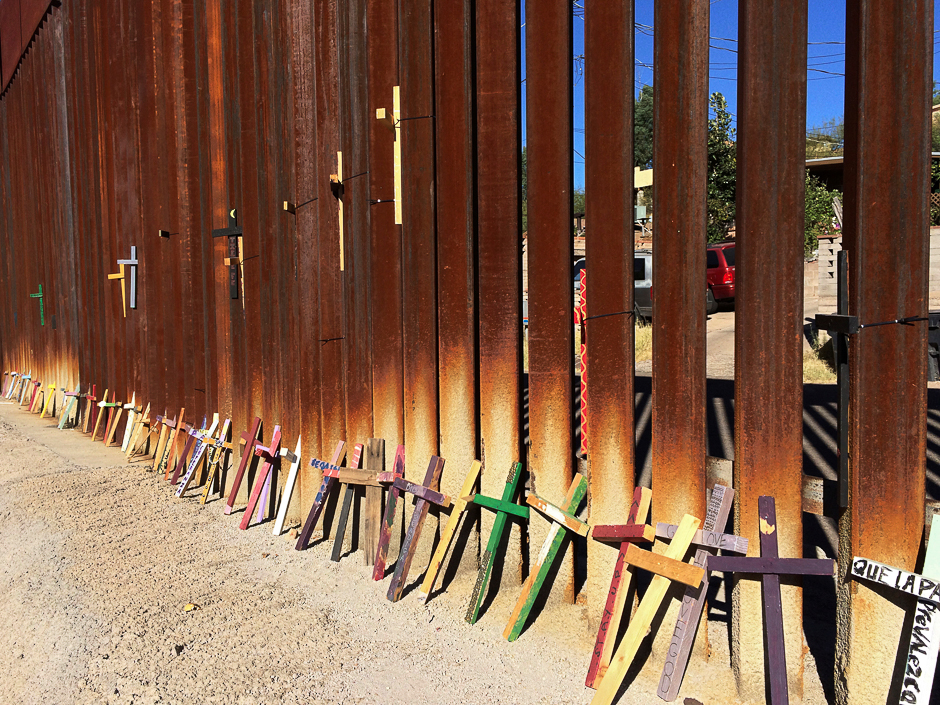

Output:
xmin=0 ymin=402 xmax=831 ymax=704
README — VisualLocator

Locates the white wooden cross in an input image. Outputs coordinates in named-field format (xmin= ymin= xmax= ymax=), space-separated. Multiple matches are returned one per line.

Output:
xmin=850 ymin=521 xmax=940 ymax=704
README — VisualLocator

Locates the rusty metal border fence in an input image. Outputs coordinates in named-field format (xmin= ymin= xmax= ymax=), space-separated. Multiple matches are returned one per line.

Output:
xmin=0 ymin=1 xmax=932 ymax=702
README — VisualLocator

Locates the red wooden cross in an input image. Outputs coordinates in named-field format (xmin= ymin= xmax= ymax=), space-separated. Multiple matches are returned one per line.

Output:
xmin=224 ymin=416 xmax=263 ymax=515
xmin=239 ymin=426 xmax=283 ymax=530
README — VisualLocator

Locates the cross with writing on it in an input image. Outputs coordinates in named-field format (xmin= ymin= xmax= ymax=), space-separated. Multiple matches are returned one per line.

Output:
xmin=463 ymin=462 xmax=529 ymax=622
xmin=590 ymin=514 xmax=704 ymax=705
xmin=200 ymin=419 xmax=234 ymax=505
xmin=586 ymin=486 xmax=656 ymax=688
xmin=224 ymin=417 xmax=262 ymax=515
xmin=706 ymin=497 xmax=835 ymax=705
xmin=239 ymin=426 xmax=283 ymax=530
xmin=175 ymin=415 xmax=220 ymax=498
xmin=850 ymin=521 xmax=940 ymax=705
xmin=29 ymin=285 xmax=44 ymax=325
xmin=372 ymin=445 xmax=407 ymax=578
xmin=294 ymin=441 xmax=348 ymax=551
xmin=657 ymin=484 xmax=746 ymax=701
xmin=387 ymin=456 xmax=449 ymax=603
xmin=504 ymin=474 xmax=589 ymax=642
xmin=212 ymin=208 xmax=243 ymax=301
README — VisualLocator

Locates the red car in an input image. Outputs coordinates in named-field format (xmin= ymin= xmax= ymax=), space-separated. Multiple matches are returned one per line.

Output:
xmin=706 ymin=242 xmax=735 ymax=311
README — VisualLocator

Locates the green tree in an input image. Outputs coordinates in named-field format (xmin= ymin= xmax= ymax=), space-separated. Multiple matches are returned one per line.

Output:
xmin=634 ymin=85 xmax=654 ymax=168
xmin=804 ymin=172 xmax=838 ymax=257
xmin=707 ymin=93 xmax=736 ymax=243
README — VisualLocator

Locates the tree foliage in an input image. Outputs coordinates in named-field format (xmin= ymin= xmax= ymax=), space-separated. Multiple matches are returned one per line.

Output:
xmin=805 ymin=173 xmax=838 ymax=258
xmin=634 ymin=85 xmax=654 ymax=168
xmin=706 ymin=93 xmax=736 ymax=243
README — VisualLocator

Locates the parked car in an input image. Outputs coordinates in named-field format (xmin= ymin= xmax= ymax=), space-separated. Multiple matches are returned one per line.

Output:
xmin=706 ymin=242 xmax=735 ymax=308
xmin=633 ymin=249 xmax=718 ymax=320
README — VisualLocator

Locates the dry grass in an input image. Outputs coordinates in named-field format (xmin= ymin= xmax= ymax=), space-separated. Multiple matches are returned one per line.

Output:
xmin=635 ymin=320 xmax=653 ymax=362
xmin=804 ymin=332 xmax=837 ymax=383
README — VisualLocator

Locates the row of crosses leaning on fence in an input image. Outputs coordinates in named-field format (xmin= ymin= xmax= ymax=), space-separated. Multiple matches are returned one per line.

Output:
xmin=6 ymin=365 xmax=938 ymax=705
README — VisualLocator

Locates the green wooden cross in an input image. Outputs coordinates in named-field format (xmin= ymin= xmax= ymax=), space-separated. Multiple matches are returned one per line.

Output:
xmin=465 ymin=461 xmax=529 ymax=625
xmin=503 ymin=474 xmax=588 ymax=641
xmin=29 ymin=285 xmax=44 ymax=325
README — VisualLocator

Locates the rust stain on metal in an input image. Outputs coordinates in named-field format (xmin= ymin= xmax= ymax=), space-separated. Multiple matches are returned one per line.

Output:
xmin=366 ymin=0 xmax=403 ymax=472
xmin=435 ymin=0 xmax=477 ymax=494
xmin=651 ymin=0 xmax=708 ymax=524
xmin=526 ymin=0 xmax=574 ymax=600
xmin=837 ymin=0 xmax=932 ymax=701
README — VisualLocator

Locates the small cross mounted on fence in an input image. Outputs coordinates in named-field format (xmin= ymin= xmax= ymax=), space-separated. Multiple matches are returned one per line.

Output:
xmin=212 ymin=208 xmax=244 ymax=304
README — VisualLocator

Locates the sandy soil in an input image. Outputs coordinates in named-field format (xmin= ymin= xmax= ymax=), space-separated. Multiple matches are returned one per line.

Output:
xmin=0 ymin=401 xmax=831 ymax=705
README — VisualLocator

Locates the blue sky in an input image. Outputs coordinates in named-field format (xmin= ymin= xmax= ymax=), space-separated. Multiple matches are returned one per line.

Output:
xmin=521 ymin=1 xmax=940 ymax=189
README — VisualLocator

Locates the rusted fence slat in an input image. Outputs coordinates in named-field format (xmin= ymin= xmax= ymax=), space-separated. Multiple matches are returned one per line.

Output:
xmin=836 ymin=2 xmax=932 ymax=702
xmin=733 ymin=1 xmax=808 ymax=698
xmin=583 ymin=0 xmax=636 ymax=629
xmin=434 ymin=0 xmax=477 ymax=548
xmin=476 ymin=0 xmax=523 ymax=591
xmin=525 ymin=0 xmax=574 ymax=602
xmin=366 ymin=0 xmax=403 ymax=476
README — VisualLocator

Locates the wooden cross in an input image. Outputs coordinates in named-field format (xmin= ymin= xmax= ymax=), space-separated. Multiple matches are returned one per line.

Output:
xmin=294 ymin=440 xmax=348 ymax=551
xmin=120 ymin=394 xmax=141 ymax=452
xmin=418 ymin=460 xmax=483 ymax=603
xmin=374 ymin=85 xmax=403 ymax=225
xmin=211 ymin=208 xmax=243 ymax=301
xmin=586 ymin=486 xmax=656 ymax=688
xmin=175 ymin=415 xmax=221 ymax=498
xmin=386 ymin=455 xmax=448 ymax=602
xmin=125 ymin=403 xmax=152 ymax=460
xmin=223 ymin=416 xmax=262 ymax=515
xmin=849 ymin=521 xmax=940 ymax=705
xmin=104 ymin=393 xmax=132 ymax=448
xmin=330 ymin=152 xmax=345 ymax=271
xmin=90 ymin=390 xmax=112 ymax=442
xmin=372 ymin=445 xmax=407 ymax=578
xmin=271 ymin=435 xmax=302 ymax=534
xmin=4 ymin=371 xmax=18 ymax=399
xmin=706 ymin=497 xmax=835 ymax=705
xmin=155 ymin=409 xmax=184 ymax=476
xmin=200 ymin=419 xmax=234 ymax=505
xmin=40 ymin=383 xmax=56 ymax=418
xmin=81 ymin=385 xmax=97 ymax=434
xmin=464 ymin=461 xmax=529 ymax=624
xmin=57 ymin=384 xmax=81 ymax=430
xmin=329 ymin=442 xmax=366 ymax=560
xmin=117 ymin=246 xmax=138 ymax=310
xmin=29 ymin=285 xmax=44 ymax=325
xmin=239 ymin=426 xmax=284 ymax=529
xmin=107 ymin=256 xmax=128 ymax=318
xmin=590 ymin=514 xmax=705 ymax=705
xmin=28 ymin=379 xmax=42 ymax=412
xmin=504 ymin=474 xmax=589 ymax=641
xmin=16 ymin=372 xmax=31 ymax=405
xmin=170 ymin=416 xmax=209 ymax=484
xmin=657 ymin=484 xmax=745 ymax=700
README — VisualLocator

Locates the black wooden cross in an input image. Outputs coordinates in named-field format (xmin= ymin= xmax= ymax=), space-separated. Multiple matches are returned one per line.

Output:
xmin=707 ymin=496 xmax=835 ymax=705
xmin=212 ymin=208 xmax=243 ymax=300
